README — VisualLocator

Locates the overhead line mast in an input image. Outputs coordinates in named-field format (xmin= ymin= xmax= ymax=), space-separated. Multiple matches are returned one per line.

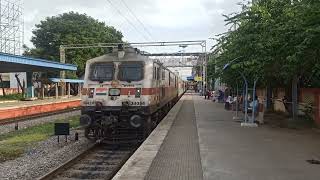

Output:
xmin=59 ymin=40 xmax=208 ymax=93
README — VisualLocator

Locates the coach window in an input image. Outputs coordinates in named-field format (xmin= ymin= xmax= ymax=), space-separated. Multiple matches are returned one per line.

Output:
xmin=156 ymin=67 xmax=159 ymax=80
xmin=155 ymin=67 xmax=157 ymax=80
xmin=157 ymin=67 xmax=161 ymax=80
xmin=153 ymin=66 xmax=157 ymax=80
xmin=162 ymin=69 xmax=165 ymax=80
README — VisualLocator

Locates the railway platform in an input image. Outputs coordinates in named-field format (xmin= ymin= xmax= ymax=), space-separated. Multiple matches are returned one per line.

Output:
xmin=113 ymin=93 xmax=320 ymax=180
xmin=0 ymin=96 xmax=80 ymax=121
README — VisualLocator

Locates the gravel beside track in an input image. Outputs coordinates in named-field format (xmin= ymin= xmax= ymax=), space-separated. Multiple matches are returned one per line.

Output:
xmin=45 ymin=143 xmax=136 ymax=180
xmin=0 ymin=110 xmax=81 ymax=135
xmin=0 ymin=130 xmax=94 ymax=180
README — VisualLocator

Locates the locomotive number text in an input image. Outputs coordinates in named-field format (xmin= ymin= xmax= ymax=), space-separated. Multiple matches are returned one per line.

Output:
xmin=130 ymin=101 xmax=146 ymax=106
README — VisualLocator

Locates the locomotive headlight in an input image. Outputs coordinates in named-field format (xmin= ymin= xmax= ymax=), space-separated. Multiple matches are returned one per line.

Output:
xmin=135 ymin=88 xmax=141 ymax=98
xmin=129 ymin=115 xmax=142 ymax=128
xmin=88 ymin=88 xmax=95 ymax=98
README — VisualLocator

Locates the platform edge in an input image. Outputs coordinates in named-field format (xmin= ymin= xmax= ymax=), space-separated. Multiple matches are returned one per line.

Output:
xmin=112 ymin=97 xmax=185 ymax=180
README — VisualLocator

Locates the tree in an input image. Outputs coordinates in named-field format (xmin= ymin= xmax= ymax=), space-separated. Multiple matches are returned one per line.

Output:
xmin=24 ymin=12 xmax=123 ymax=78
xmin=211 ymin=0 xmax=320 ymax=88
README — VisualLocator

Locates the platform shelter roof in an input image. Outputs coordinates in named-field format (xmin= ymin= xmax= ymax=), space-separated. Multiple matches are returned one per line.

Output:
xmin=0 ymin=53 xmax=77 ymax=73
xmin=49 ymin=78 xmax=84 ymax=84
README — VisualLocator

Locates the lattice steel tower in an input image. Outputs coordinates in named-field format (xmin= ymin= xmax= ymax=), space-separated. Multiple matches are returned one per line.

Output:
xmin=0 ymin=0 xmax=23 ymax=55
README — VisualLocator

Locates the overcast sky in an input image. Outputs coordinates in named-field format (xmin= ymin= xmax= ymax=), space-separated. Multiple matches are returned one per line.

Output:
xmin=24 ymin=0 xmax=242 ymax=48
xmin=23 ymin=0 xmax=242 ymax=78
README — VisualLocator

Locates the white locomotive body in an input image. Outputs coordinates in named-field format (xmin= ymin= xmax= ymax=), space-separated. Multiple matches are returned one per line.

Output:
xmin=80 ymin=46 xmax=186 ymax=139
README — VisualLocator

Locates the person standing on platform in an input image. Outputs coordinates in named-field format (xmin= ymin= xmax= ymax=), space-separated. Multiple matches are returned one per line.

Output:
xmin=250 ymin=96 xmax=259 ymax=117
xmin=225 ymin=95 xmax=233 ymax=110
xmin=204 ymin=89 xmax=210 ymax=99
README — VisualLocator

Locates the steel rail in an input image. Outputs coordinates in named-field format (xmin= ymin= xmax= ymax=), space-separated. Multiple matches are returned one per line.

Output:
xmin=37 ymin=139 xmax=139 ymax=180
xmin=37 ymin=142 xmax=99 ymax=180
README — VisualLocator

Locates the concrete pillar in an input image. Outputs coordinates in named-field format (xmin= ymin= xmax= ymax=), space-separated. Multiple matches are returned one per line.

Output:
xmin=78 ymin=83 xmax=82 ymax=97
xmin=26 ymin=72 xmax=34 ymax=98
xmin=55 ymin=83 xmax=59 ymax=99
xmin=41 ymin=85 xmax=45 ymax=99
xmin=68 ymin=83 xmax=71 ymax=98
xmin=60 ymin=47 xmax=66 ymax=96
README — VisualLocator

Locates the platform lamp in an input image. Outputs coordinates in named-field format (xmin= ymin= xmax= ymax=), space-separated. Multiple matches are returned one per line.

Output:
xmin=223 ymin=58 xmax=258 ymax=127
xmin=223 ymin=57 xmax=249 ymax=123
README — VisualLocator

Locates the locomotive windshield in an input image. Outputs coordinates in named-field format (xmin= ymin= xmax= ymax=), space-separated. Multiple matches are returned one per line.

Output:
xmin=89 ymin=62 xmax=114 ymax=81
xmin=118 ymin=62 xmax=144 ymax=82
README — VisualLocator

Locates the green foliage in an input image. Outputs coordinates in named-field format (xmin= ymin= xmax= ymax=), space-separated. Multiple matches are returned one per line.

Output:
xmin=24 ymin=12 xmax=123 ymax=78
xmin=0 ymin=94 xmax=23 ymax=101
xmin=0 ymin=116 xmax=80 ymax=162
xmin=207 ymin=55 xmax=216 ymax=81
xmin=212 ymin=0 xmax=320 ymax=88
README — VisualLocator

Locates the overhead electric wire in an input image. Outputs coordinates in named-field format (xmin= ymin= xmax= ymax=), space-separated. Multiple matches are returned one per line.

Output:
xmin=119 ymin=0 xmax=154 ymax=41
xmin=106 ymin=0 xmax=163 ymax=53
xmin=118 ymin=0 xmax=162 ymax=53
xmin=106 ymin=0 xmax=151 ymax=42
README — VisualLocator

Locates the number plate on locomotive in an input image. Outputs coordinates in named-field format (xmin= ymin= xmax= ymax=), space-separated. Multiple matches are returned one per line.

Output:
xmin=129 ymin=101 xmax=145 ymax=106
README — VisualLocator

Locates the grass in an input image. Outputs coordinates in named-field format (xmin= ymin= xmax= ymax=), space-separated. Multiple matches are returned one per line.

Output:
xmin=0 ymin=94 xmax=24 ymax=101
xmin=0 ymin=115 xmax=80 ymax=162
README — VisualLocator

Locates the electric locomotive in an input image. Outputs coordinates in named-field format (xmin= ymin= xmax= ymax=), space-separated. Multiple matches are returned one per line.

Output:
xmin=80 ymin=45 xmax=186 ymax=139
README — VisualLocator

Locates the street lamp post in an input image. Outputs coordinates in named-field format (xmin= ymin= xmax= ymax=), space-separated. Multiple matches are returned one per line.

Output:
xmin=223 ymin=57 xmax=248 ymax=122
xmin=223 ymin=57 xmax=258 ymax=127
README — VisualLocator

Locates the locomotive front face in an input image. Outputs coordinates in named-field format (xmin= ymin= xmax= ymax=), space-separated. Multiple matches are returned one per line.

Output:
xmin=81 ymin=54 xmax=155 ymax=129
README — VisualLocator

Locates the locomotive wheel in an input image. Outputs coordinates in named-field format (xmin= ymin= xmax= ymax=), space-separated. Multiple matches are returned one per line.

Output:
xmin=154 ymin=112 xmax=160 ymax=125
xmin=85 ymin=126 xmax=94 ymax=140
xmin=94 ymin=128 xmax=100 ymax=139
xmin=85 ymin=125 xmax=103 ymax=140
xmin=144 ymin=116 xmax=152 ymax=138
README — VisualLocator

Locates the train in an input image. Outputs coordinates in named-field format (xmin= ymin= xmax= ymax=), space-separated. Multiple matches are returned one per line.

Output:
xmin=80 ymin=45 xmax=186 ymax=139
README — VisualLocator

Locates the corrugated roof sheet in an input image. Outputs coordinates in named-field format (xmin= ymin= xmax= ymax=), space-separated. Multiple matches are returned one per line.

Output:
xmin=49 ymin=78 xmax=84 ymax=83
xmin=0 ymin=53 xmax=77 ymax=71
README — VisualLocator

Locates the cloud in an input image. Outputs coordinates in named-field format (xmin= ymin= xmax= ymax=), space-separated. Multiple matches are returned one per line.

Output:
xmin=23 ymin=0 xmax=241 ymax=46
xmin=21 ymin=0 xmax=242 ymax=78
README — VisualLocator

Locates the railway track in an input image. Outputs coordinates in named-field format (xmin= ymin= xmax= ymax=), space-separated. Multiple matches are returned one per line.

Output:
xmin=37 ymin=103 xmax=172 ymax=180
xmin=38 ymin=128 xmax=143 ymax=180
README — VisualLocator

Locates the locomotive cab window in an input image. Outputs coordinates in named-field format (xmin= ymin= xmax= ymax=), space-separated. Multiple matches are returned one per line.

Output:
xmin=89 ymin=62 xmax=114 ymax=81
xmin=118 ymin=62 xmax=144 ymax=82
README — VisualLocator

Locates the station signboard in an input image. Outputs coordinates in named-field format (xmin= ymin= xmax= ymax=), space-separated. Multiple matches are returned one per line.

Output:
xmin=194 ymin=76 xmax=203 ymax=82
